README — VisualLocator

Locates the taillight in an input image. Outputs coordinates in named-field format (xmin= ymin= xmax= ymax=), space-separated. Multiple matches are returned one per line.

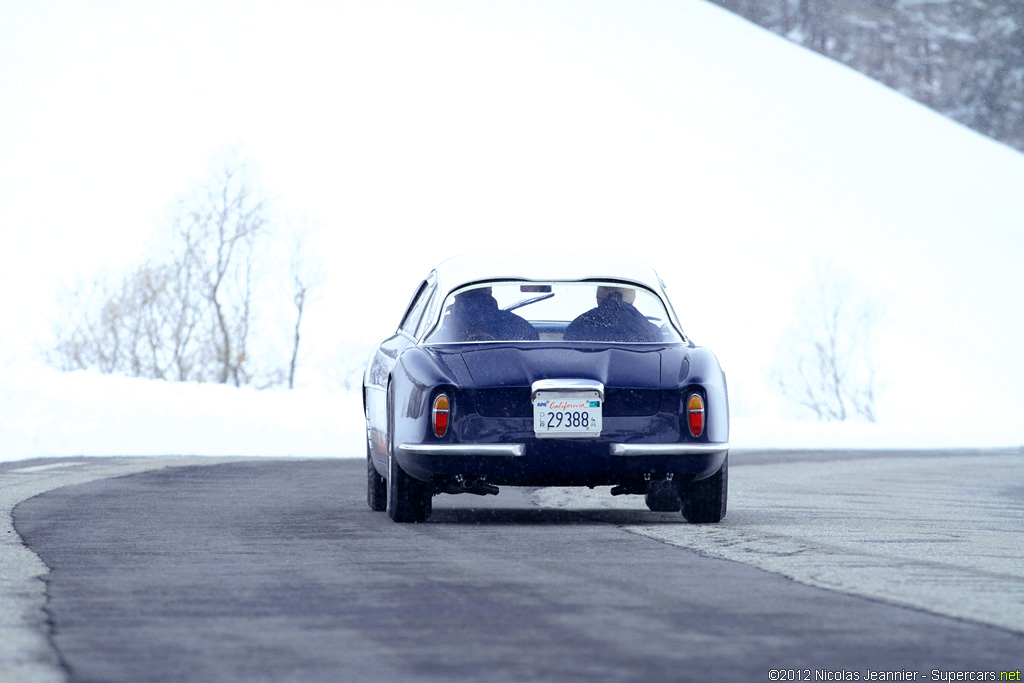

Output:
xmin=687 ymin=393 xmax=705 ymax=438
xmin=432 ymin=394 xmax=450 ymax=438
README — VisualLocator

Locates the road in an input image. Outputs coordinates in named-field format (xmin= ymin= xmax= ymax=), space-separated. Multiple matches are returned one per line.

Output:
xmin=3 ymin=450 xmax=1023 ymax=682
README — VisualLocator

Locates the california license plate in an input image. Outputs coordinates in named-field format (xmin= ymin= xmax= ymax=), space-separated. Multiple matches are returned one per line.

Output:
xmin=533 ymin=390 xmax=602 ymax=438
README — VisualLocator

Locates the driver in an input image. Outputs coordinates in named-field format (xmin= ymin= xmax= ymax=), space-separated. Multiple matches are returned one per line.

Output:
xmin=563 ymin=286 xmax=660 ymax=343
xmin=437 ymin=287 xmax=539 ymax=342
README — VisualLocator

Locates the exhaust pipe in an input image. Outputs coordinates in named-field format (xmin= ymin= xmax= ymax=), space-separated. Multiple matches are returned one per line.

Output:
xmin=444 ymin=476 xmax=499 ymax=496
xmin=612 ymin=474 xmax=675 ymax=497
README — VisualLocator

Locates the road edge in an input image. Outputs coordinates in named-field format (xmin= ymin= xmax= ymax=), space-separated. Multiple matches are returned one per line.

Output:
xmin=0 ymin=456 xmax=264 ymax=683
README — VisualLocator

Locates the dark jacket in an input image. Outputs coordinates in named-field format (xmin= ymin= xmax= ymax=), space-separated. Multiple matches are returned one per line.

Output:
xmin=563 ymin=296 xmax=660 ymax=343
xmin=436 ymin=289 xmax=539 ymax=342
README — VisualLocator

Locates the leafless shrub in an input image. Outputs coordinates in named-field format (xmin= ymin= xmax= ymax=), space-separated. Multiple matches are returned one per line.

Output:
xmin=772 ymin=262 xmax=880 ymax=422
xmin=53 ymin=263 xmax=176 ymax=379
xmin=52 ymin=153 xmax=317 ymax=388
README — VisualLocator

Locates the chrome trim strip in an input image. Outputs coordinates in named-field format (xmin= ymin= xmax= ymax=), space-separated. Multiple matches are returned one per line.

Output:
xmin=531 ymin=378 xmax=605 ymax=401
xmin=398 ymin=443 xmax=526 ymax=457
xmin=609 ymin=443 xmax=729 ymax=456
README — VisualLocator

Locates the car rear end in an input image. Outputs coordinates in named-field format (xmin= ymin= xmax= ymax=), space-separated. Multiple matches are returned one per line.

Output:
xmin=394 ymin=342 xmax=728 ymax=489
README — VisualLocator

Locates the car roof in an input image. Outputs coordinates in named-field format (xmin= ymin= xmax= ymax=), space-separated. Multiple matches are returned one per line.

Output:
xmin=432 ymin=251 xmax=667 ymax=297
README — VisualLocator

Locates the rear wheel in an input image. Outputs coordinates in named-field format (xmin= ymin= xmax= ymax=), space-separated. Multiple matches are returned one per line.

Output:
xmin=681 ymin=454 xmax=728 ymax=523
xmin=386 ymin=452 xmax=433 ymax=523
xmin=367 ymin=446 xmax=386 ymax=511
xmin=383 ymin=381 xmax=432 ymax=522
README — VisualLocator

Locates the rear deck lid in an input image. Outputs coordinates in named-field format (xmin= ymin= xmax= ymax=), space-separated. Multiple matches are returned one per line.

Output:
xmin=459 ymin=344 xmax=663 ymax=416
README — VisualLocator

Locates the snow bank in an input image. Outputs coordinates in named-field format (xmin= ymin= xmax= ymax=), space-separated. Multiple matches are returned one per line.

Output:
xmin=0 ymin=359 xmax=362 ymax=461
xmin=1 ymin=355 xmax=1018 ymax=463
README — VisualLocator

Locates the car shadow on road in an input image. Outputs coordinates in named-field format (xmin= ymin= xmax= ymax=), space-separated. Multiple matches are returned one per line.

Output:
xmin=425 ymin=505 xmax=691 ymax=526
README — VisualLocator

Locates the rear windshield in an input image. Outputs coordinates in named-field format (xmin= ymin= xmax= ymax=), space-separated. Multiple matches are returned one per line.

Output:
xmin=424 ymin=281 xmax=683 ymax=344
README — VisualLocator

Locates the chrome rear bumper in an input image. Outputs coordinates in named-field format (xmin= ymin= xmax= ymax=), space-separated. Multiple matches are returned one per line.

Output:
xmin=398 ymin=442 xmax=728 ymax=458
xmin=398 ymin=444 xmax=526 ymax=457
xmin=609 ymin=442 xmax=729 ymax=456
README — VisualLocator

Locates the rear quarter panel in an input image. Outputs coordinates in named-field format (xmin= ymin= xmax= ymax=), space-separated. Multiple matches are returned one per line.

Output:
xmin=389 ymin=347 xmax=465 ymax=460
xmin=684 ymin=346 xmax=729 ymax=443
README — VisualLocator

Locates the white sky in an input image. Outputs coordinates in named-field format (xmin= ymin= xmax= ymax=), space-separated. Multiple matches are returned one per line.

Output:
xmin=2 ymin=0 xmax=1022 ymax=435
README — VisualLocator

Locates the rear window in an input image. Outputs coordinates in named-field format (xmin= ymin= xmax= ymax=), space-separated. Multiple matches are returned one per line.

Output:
xmin=424 ymin=281 xmax=682 ymax=344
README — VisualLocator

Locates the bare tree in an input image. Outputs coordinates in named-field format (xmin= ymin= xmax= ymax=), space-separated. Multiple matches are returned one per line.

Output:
xmin=772 ymin=262 xmax=879 ymax=422
xmin=53 ymin=263 xmax=175 ymax=379
xmin=52 ymin=276 xmax=113 ymax=374
xmin=51 ymin=152 xmax=318 ymax=388
xmin=286 ymin=221 xmax=324 ymax=389
xmin=171 ymin=157 xmax=266 ymax=386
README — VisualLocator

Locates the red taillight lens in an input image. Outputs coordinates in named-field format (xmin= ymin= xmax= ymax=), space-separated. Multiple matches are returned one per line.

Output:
xmin=432 ymin=394 xmax=450 ymax=438
xmin=687 ymin=394 xmax=705 ymax=438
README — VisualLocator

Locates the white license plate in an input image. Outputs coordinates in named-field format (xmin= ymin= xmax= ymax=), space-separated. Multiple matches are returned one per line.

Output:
xmin=533 ymin=391 xmax=602 ymax=438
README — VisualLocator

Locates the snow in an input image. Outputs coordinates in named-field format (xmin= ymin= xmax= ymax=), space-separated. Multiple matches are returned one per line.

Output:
xmin=0 ymin=349 xmax=1016 ymax=463
xmin=0 ymin=355 xmax=363 ymax=460
xmin=1 ymin=1 xmax=1022 ymax=462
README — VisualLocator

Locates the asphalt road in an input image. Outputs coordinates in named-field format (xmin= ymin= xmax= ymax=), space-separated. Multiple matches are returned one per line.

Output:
xmin=6 ymin=451 xmax=1024 ymax=682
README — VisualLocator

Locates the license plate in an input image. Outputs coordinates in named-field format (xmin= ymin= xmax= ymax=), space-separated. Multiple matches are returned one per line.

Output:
xmin=533 ymin=390 xmax=602 ymax=438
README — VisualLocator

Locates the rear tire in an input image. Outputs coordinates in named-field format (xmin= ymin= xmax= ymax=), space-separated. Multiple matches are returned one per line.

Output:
xmin=367 ymin=447 xmax=386 ymax=511
xmin=386 ymin=452 xmax=432 ymax=523
xmin=383 ymin=381 xmax=432 ymax=522
xmin=681 ymin=454 xmax=727 ymax=523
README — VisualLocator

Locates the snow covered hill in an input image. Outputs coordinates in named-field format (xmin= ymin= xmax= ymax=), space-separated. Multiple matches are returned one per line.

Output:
xmin=1 ymin=1 xmax=1021 ymax=461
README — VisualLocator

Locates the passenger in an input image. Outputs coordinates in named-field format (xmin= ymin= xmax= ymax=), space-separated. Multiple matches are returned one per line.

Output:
xmin=563 ymin=286 xmax=660 ymax=343
xmin=437 ymin=287 xmax=539 ymax=342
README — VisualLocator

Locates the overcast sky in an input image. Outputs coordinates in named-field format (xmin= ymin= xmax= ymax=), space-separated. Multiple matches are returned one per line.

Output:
xmin=3 ymin=2 xmax=717 ymax=336
xmin=4 ymin=0 xmax=823 ymax=348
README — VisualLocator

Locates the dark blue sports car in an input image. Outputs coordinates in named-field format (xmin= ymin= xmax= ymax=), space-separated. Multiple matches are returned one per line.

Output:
xmin=363 ymin=252 xmax=729 ymax=523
